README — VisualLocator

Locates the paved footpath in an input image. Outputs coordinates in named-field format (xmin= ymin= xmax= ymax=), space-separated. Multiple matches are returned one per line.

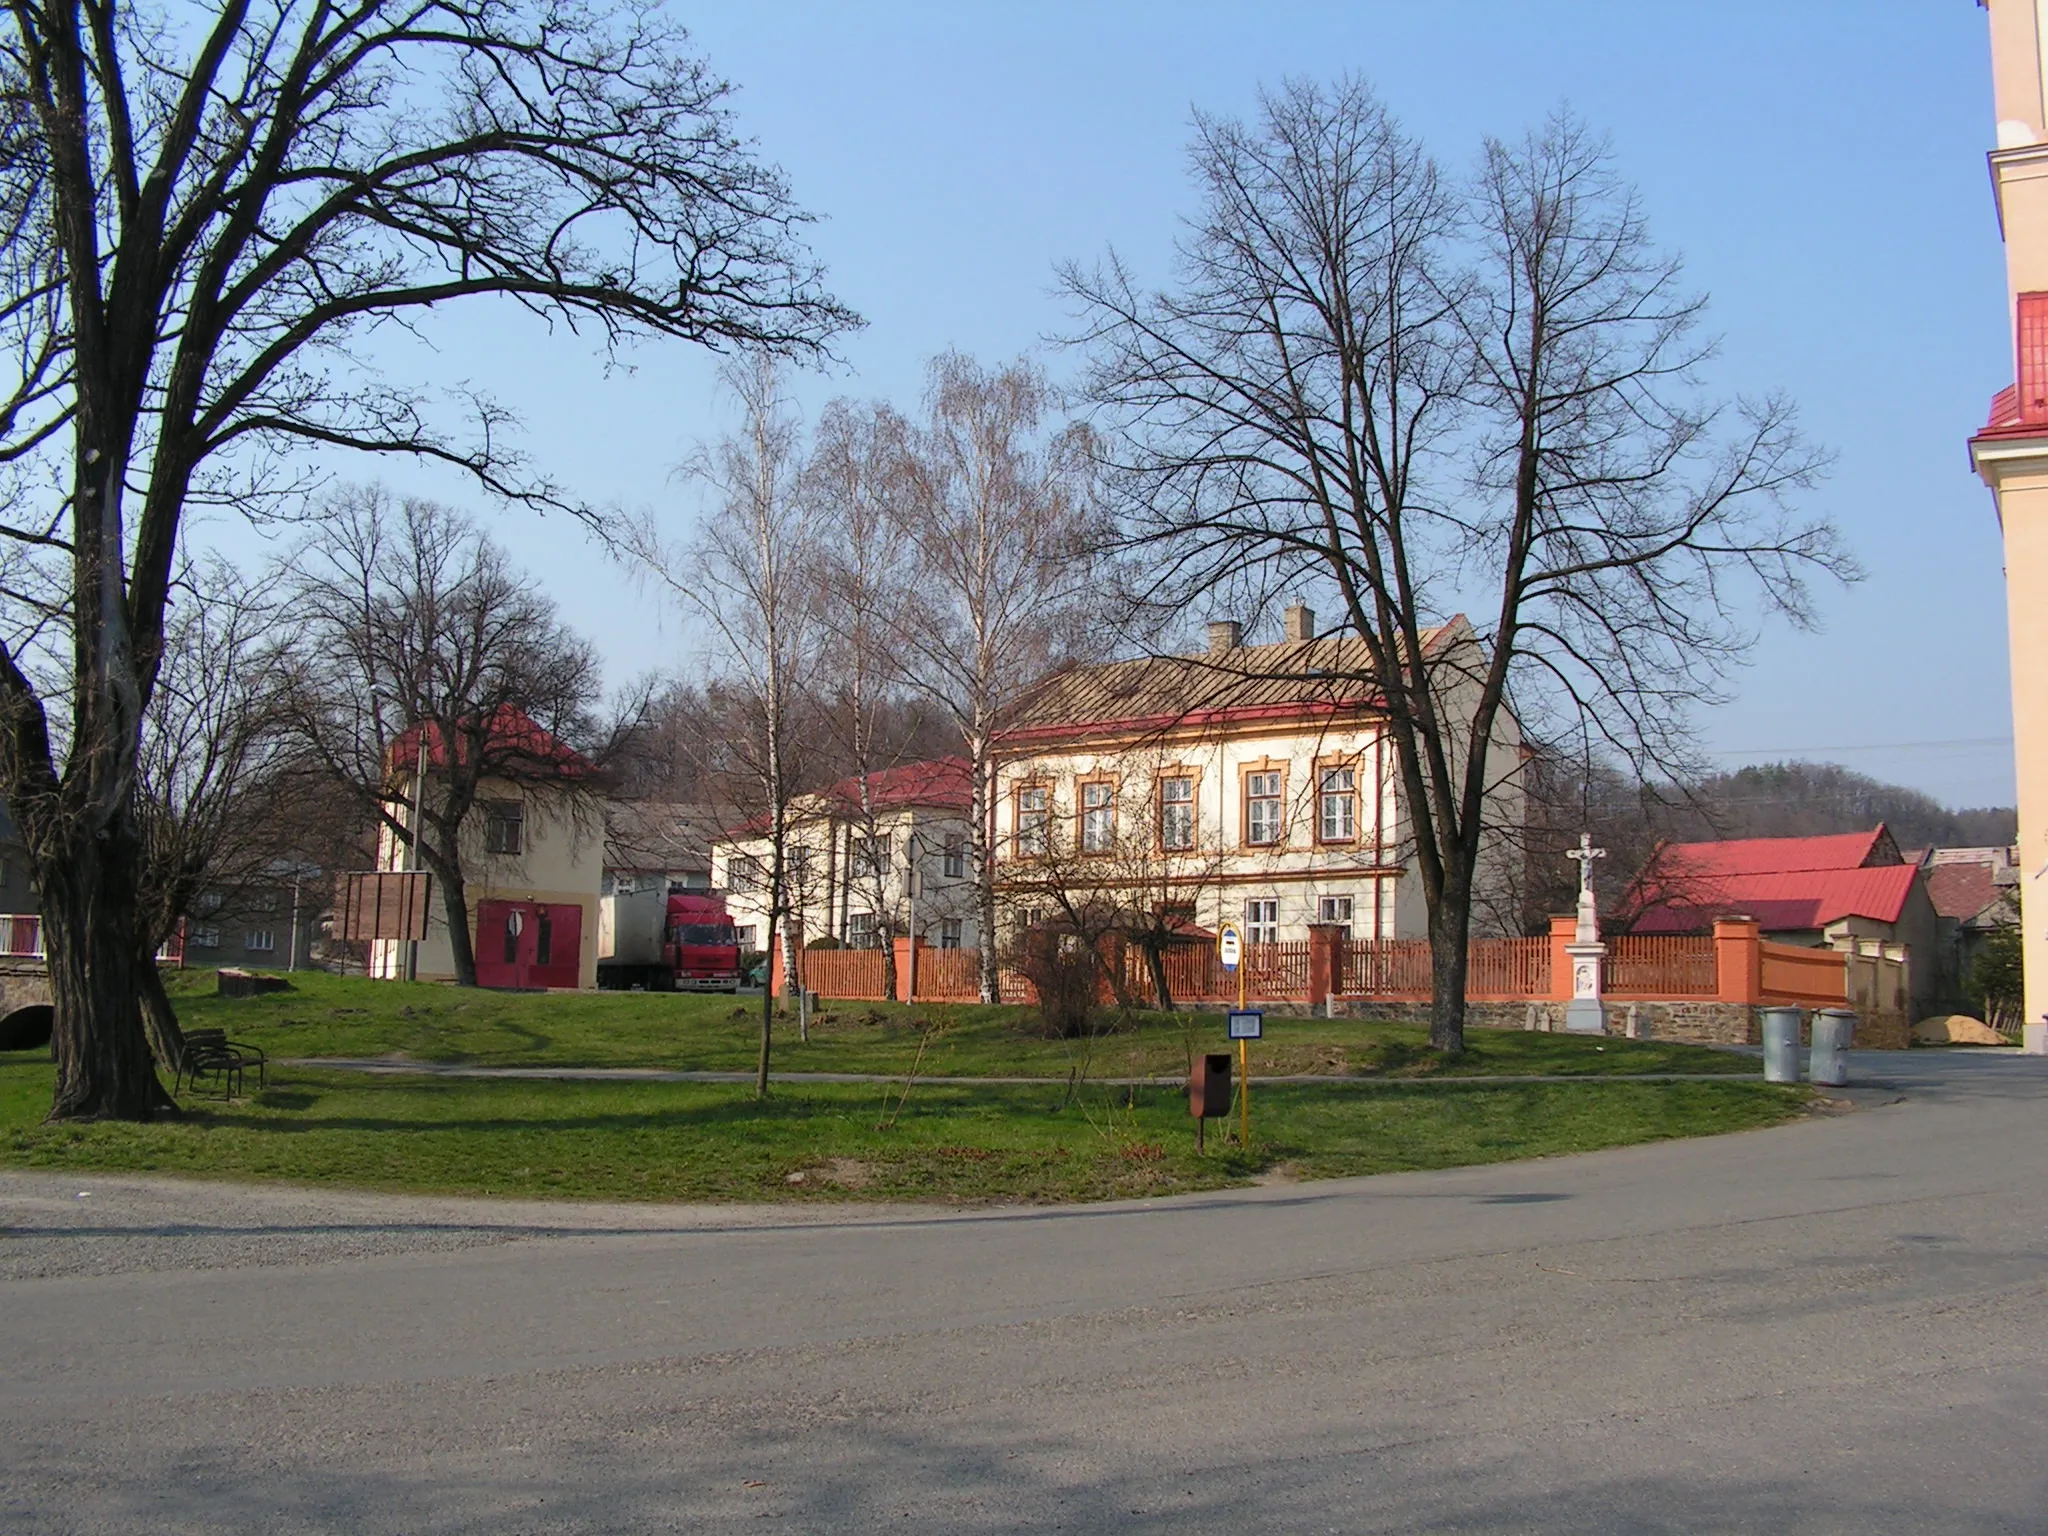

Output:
xmin=2 ymin=1051 xmax=2044 ymax=1534
xmin=277 ymin=1056 xmax=1754 ymax=1086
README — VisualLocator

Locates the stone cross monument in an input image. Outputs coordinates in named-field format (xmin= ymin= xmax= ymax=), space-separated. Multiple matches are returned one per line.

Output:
xmin=1563 ymin=833 xmax=1608 ymax=1034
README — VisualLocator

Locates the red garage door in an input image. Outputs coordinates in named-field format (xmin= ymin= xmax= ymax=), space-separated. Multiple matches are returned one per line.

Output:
xmin=475 ymin=901 xmax=583 ymax=990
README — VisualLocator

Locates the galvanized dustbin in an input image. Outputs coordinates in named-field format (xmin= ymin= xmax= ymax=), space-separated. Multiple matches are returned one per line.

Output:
xmin=1809 ymin=1008 xmax=1856 ymax=1087
xmin=1760 ymin=1006 xmax=1803 ymax=1083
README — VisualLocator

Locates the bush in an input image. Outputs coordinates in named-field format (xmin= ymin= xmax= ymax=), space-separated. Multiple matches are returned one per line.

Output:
xmin=805 ymin=935 xmax=843 ymax=950
xmin=1965 ymin=927 xmax=2023 ymax=1028
xmin=1013 ymin=932 xmax=1102 ymax=1039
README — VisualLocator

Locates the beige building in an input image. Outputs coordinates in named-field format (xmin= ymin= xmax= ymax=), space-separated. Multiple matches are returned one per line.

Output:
xmin=369 ymin=711 xmax=605 ymax=990
xmin=1970 ymin=0 xmax=2048 ymax=1050
xmin=990 ymin=607 xmax=1525 ymax=947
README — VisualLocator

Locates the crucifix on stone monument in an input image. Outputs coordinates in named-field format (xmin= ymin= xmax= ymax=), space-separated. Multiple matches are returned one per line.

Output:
xmin=1566 ymin=832 xmax=1606 ymax=945
xmin=1563 ymin=832 xmax=1609 ymax=1034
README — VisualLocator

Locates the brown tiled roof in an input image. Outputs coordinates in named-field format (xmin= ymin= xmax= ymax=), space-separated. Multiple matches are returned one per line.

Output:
xmin=1923 ymin=861 xmax=2000 ymax=923
xmin=999 ymin=624 xmax=1460 ymax=745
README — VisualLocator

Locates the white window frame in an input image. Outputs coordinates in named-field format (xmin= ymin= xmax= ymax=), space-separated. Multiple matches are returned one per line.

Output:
xmin=1246 ymin=772 xmax=1283 ymax=847
xmin=942 ymin=835 xmax=967 ymax=880
xmin=1016 ymin=786 xmax=1050 ymax=857
xmin=244 ymin=928 xmax=276 ymax=953
xmin=1317 ymin=895 xmax=1355 ymax=934
xmin=1080 ymin=780 xmax=1115 ymax=853
xmin=1245 ymin=898 xmax=1279 ymax=945
xmin=1318 ymin=765 xmax=1357 ymax=842
xmin=1159 ymin=776 xmax=1195 ymax=851
xmin=939 ymin=918 xmax=964 ymax=950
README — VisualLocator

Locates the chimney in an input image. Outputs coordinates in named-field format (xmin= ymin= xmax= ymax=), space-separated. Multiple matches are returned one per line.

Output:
xmin=1284 ymin=602 xmax=1316 ymax=643
xmin=1206 ymin=620 xmax=1242 ymax=654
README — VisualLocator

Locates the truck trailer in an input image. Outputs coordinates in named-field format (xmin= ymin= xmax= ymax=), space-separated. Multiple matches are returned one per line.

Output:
xmin=596 ymin=887 xmax=742 ymax=991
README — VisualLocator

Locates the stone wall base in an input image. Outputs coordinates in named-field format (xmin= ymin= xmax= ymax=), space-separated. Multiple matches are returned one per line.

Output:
xmin=1283 ymin=996 xmax=1911 ymax=1050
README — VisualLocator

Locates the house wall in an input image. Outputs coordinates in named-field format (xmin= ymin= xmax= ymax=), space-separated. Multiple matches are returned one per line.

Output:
xmin=992 ymin=672 xmax=1525 ymax=949
xmin=713 ymin=805 xmax=981 ymax=954
xmin=370 ymin=777 xmax=603 ymax=988
xmin=1976 ymin=2 xmax=2048 ymax=1048
xmin=992 ymin=722 xmax=1409 ymax=944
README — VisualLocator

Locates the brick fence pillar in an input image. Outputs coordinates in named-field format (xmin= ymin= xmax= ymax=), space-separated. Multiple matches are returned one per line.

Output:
xmin=1308 ymin=923 xmax=1345 ymax=1003
xmin=893 ymin=935 xmax=923 ymax=1001
xmin=1713 ymin=917 xmax=1762 ymax=1003
xmin=1549 ymin=915 xmax=1577 ymax=1002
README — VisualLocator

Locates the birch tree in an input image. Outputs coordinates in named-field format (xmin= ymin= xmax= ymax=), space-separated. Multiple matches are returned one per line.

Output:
xmin=892 ymin=354 xmax=1100 ymax=1002
xmin=640 ymin=352 xmax=820 ymax=1094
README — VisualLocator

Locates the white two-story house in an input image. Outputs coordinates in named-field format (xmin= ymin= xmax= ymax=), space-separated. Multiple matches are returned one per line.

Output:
xmin=710 ymin=758 xmax=981 ymax=954
xmin=990 ymin=606 xmax=1525 ymax=946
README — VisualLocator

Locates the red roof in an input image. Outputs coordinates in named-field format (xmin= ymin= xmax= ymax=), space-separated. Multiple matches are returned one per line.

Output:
xmin=1645 ymin=828 xmax=1891 ymax=878
xmin=389 ymin=705 xmax=591 ymax=777
xmin=1625 ymin=825 xmax=1917 ymax=934
xmin=1629 ymin=865 xmax=1919 ymax=934
xmin=721 ymin=757 xmax=973 ymax=840
xmin=818 ymin=757 xmax=972 ymax=815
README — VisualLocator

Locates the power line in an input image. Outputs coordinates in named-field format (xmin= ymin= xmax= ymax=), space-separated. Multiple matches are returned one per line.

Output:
xmin=1702 ymin=737 xmax=2012 ymax=757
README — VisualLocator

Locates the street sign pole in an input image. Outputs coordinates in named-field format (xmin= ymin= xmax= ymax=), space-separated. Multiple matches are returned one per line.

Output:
xmin=1217 ymin=921 xmax=1250 ymax=1144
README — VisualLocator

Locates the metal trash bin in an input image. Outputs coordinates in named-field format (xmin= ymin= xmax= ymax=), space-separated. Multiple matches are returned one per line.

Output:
xmin=1809 ymin=1008 xmax=1856 ymax=1087
xmin=1761 ymin=1006 xmax=1803 ymax=1083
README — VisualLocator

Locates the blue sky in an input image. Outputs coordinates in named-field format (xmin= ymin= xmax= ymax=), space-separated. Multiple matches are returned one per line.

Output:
xmin=281 ymin=1 xmax=2017 ymax=808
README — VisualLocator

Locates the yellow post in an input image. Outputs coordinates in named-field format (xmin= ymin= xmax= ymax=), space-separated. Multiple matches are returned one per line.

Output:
xmin=1238 ymin=962 xmax=1249 ymax=1145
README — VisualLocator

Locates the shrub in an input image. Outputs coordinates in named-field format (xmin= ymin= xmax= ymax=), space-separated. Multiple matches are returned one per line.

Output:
xmin=1013 ymin=931 xmax=1102 ymax=1039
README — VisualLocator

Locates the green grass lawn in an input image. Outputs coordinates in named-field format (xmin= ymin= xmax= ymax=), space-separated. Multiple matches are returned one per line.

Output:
xmin=156 ymin=968 xmax=1754 ymax=1081
xmin=0 ymin=1055 xmax=1807 ymax=1204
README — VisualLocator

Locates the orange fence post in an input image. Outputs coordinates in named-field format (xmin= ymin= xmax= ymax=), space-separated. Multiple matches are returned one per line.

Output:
xmin=892 ymin=935 xmax=919 ymax=1001
xmin=1713 ymin=917 xmax=1763 ymax=1004
xmin=1549 ymin=915 xmax=1577 ymax=1002
xmin=1306 ymin=924 xmax=1343 ymax=1003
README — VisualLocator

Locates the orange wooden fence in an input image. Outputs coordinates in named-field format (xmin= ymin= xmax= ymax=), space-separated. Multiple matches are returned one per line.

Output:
xmin=784 ymin=919 xmax=1855 ymax=1011
xmin=1757 ymin=938 xmax=1849 ymax=1006
xmin=1605 ymin=935 xmax=1717 ymax=997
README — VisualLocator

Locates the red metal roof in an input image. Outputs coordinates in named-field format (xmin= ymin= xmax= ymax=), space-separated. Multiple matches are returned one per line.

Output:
xmin=818 ymin=757 xmax=973 ymax=815
xmin=1644 ymin=828 xmax=1890 ymax=878
xmin=1624 ymin=825 xmax=1919 ymax=934
xmin=1630 ymin=865 xmax=1919 ymax=934
xmin=720 ymin=757 xmax=973 ymax=840
xmin=388 ymin=705 xmax=591 ymax=777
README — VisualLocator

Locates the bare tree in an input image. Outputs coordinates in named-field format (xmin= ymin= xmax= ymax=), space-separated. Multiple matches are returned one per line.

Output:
xmin=277 ymin=487 xmax=628 ymax=986
xmin=0 ymin=0 xmax=853 ymax=1118
xmin=131 ymin=556 xmax=289 ymax=1072
xmin=637 ymin=352 xmax=821 ymax=1094
xmin=807 ymin=397 xmax=923 ymax=997
xmin=1065 ymin=81 xmax=1849 ymax=1052
xmin=999 ymin=744 xmax=1232 ymax=1011
xmin=891 ymin=353 xmax=1101 ymax=1002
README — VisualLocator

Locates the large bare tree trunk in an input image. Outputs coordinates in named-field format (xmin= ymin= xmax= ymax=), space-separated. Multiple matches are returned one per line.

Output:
xmin=136 ymin=956 xmax=186 ymax=1074
xmin=436 ymin=864 xmax=478 ymax=986
xmin=1427 ymin=872 xmax=1474 ymax=1053
xmin=44 ymin=826 xmax=164 ymax=1120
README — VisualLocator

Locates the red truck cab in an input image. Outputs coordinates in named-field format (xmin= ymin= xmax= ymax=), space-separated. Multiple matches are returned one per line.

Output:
xmin=662 ymin=892 xmax=742 ymax=991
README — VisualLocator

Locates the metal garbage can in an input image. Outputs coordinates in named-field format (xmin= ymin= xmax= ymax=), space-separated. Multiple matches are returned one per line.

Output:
xmin=1809 ymin=1008 xmax=1856 ymax=1087
xmin=1761 ymin=1006 xmax=1803 ymax=1083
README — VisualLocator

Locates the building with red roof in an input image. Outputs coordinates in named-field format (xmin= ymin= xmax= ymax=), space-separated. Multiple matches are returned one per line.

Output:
xmin=373 ymin=706 xmax=605 ymax=989
xmin=709 ymin=757 xmax=981 ymax=955
xmin=1622 ymin=825 xmax=1940 ymax=1016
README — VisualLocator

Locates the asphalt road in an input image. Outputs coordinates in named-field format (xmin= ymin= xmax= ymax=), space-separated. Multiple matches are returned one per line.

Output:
xmin=2 ymin=1051 xmax=2044 ymax=1533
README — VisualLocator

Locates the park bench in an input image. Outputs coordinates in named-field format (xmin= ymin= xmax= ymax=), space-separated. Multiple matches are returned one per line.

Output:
xmin=174 ymin=1028 xmax=267 ymax=1098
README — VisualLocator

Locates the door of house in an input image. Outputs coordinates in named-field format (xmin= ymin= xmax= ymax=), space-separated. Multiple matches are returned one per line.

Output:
xmin=475 ymin=900 xmax=583 ymax=989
